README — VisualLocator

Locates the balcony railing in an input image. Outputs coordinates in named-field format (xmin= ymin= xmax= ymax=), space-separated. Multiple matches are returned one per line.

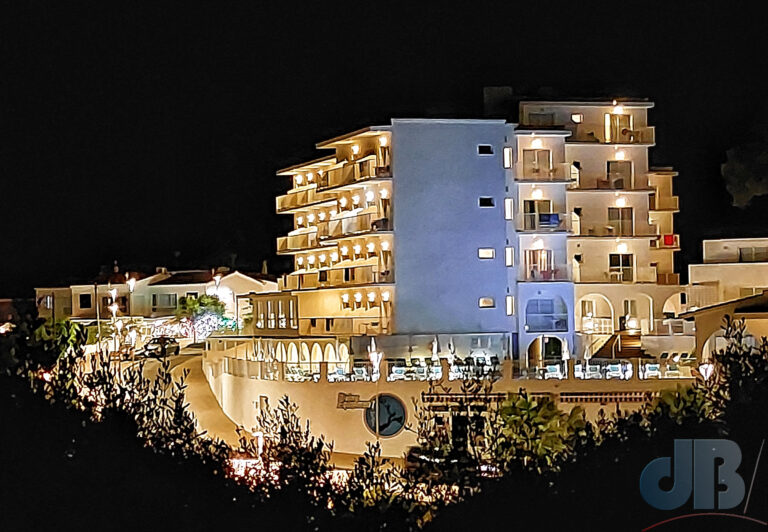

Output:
xmin=317 ymin=212 xmax=392 ymax=239
xmin=651 ymin=234 xmax=680 ymax=249
xmin=649 ymin=196 xmax=679 ymax=211
xmin=280 ymin=265 xmax=393 ymax=291
xmin=518 ymin=212 xmax=571 ymax=232
xmin=517 ymin=163 xmax=574 ymax=182
xmin=276 ymin=231 xmax=319 ymax=253
xmin=520 ymin=263 xmax=571 ymax=282
xmin=576 ymin=223 xmax=636 ymax=237
xmin=276 ymin=188 xmax=318 ymax=213
xmin=569 ymin=125 xmax=655 ymax=145
xmin=577 ymin=266 xmax=656 ymax=284
xmin=317 ymin=157 xmax=389 ymax=190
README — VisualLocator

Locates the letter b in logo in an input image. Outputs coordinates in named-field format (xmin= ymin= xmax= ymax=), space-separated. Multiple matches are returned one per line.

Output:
xmin=640 ymin=439 xmax=745 ymax=510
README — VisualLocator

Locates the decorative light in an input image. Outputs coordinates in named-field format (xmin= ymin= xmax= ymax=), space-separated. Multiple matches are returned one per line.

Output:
xmin=381 ymin=241 xmax=390 ymax=251
xmin=615 ymin=196 xmax=627 ymax=208
xmin=627 ymin=317 xmax=639 ymax=330
xmin=365 ymin=190 xmax=375 ymax=203
xmin=367 ymin=291 xmax=376 ymax=302
xmin=617 ymin=242 xmax=628 ymax=254
xmin=330 ymin=251 xmax=339 ymax=262
xmin=351 ymin=144 xmax=360 ymax=155
xmin=531 ymin=138 xmax=543 ymax=149
xmin=318 ymin=212 xmax=326 ymax=221
xmin=378 ymin=135 xmax=388 ymax=147
xmin=307 ymin=255 xmax=316 ymax=265
xmin=297 ymin=257 xmax=304 ymax=266
xmin=296 ymin=174 xmax=304 ymax=185
xmin=341 ymin=294 xmax=350 ymax=303
xmin=531 ymin=187 xmax=544 ymax=200
xmin=307 ymin=172 xmax=314 ymax=182
xmin=42 ymin=371 xmax=52 ymax=382
xmin=379 ymin=188 xmax=389 ymax=199
xmin=615 ymin=149 xmax=626 ymax=161
xmin=297 ymin=216 xmax=304 ymax=225
xmin=613 ymin=105 xmax=624 ymax=115
xmin=317 ymin=169 xmax=324 ymax=176
xmin=352 ymin=194 xmax=360 ymax=205
xmin=109 ymin=288 xmax=118 ymax=302
xmin=339 ymin=197 xmax=348 ymax=208
xmin=353 ymin=244 xmax=362 ymax=254
xmin=307 ymin=213 xmax=315 ymax=223
xmin=612 ymin=99 xmax=617 ymax=105
xmin=126 ymin=277 xmax=136 ymax=293
xmin=318 ymin=253 xmax=326 ymax=262
xmin=353 ymin=292 xmax=363 ymax=302
xmin=366 ymin=242 xmax=375 ymax=253
xmin=340 ymin=246 xmax=349 ymax=255
xmin=381 ymin=291 xmax=391 ymax=302
xmin=330 ymin=209 xmax=337 ymax=216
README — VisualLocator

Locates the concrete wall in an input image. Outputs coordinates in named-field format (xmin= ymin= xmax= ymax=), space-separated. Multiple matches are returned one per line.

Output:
xmin=689 ymin=262 xmax=768 ymax=302
xmin=391 ymin=119 xmax=512 ymax=334
xmin=702 ymin=238 xmax=768 ymax=263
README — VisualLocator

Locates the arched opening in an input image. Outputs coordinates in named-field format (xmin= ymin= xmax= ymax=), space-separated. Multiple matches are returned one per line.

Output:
xmin=527 ymin=335 xmax=564 ymax=370
xmin=575 ymin=293 xmax=614 ymax=334
xmin=311 ymin=343 xmax=323 ymax=373
xmin=619 ymin=293 xmax=654 ymax=332
xmin=274 ymin=342 xmax=286 ymax=362
xmin=662 ymin=292 xmax=685 ymax=317
xmin=287 ymin=343 xmax=298 ymax=364
xmin=338 ymin=343 xmax=350 ymax=365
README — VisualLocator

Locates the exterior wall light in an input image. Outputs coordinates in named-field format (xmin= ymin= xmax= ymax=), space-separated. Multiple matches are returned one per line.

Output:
xmin=330 ymin=209 xmax=337 ymax=216
xmin=352 ymin=194 xmax=360 ymax=205
xmin=627 ymin=317 xmax=639 ymax=329
xmin=617 ymin=242 xmax=628 ymax=254
xmin=531 ymin=187 xmax=544 ymax=200
xmin=318 ymin=212 xmax=326 ymax=221
xmin=318 ymin=253 xmax=326 ymax=263
xmin=340 ymin=246 xmax=349 ymax=256
xmin=615 ymin=149 xmax=626 ymax=161
xmin=307 ymin=213 xmax=315 ymax=223
xmin=379 ymin=188 xmax=389 ymax=199
xmin=381 ymin=240 xmax=390 ymax=251
xmin=367 ymin=291 xmax=376 ymax=302
xmin=351 ymin=144 xmax=360 ymax=155
xmin=307 ymin=255 xmax=316 ymax=265
xmin=378 ymin=135 xmax=388 ymax=147
xmin=297 ymin=257 xmax=304 ymax=266
xmin=366 ymin=242 xmax=375 ymax=253
xmin=613 ymin=105 xmax=624 ymax=115
xmin=339 ymin=197 xmax=348 ymax=208
xmin=353 ymin=244 xmax=362 ymax=255
xmin=297 ymin=215 xmax=304 ymax=226
xmin=330 ymin=251 xmax=339 ymax=262
xmin=615 ymin=196 xmax=627 ymax=208
xmin=365 ymin=190 xmax=375 ymax=203
xmin=296 ymin=174 xmax=304 ymax=185
xmin=531 ymin=138 xmax=543 ymax=149
xmin=381 ymin=291 xmax=391 ymax=302
xmin=307 ymin=172 xmax=314 ymax=182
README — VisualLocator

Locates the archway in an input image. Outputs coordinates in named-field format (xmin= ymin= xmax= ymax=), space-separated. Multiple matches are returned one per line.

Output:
xmin=662 ymin=292 xmax=686 ymax=317
xmin=287 ymin=343 xmax=298 ymax=364
xmin=575 ymin=293 xmax=614 ymax=334
xmin=311 ymin=343 xmax=323 ymax=373
xmin=338 ymin=343 xmax=350 ymax=365
xmin=527 ymin=335 xmax=564 ymax=369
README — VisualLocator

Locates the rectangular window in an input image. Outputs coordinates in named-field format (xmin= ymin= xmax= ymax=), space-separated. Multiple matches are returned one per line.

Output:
xmin=528 ymin=112 xmax=555 ymax=127
xmin=478 ymin=297 xmax=495 ymax=308
xmin=478 ymin=248 xmax=495 ymax=259
xmin=608 ymin=207 xmax=633 ymax=236
xmin=79 ymin=293 xmax=92 ymax=309
xmin=571 ymin=113 xmax=583 ymax=124
xmin=477 ymin=144 xmax=494 ymax=155
xmin=522 ymin=149 xmax=552 ymax=177
xmin=505 ymin=246 xmax=515 ymax=266
xmin=478 ymin=197 xmax=495 ymax=208
xmin=185 ymin=292 xmax=198 ymax=300
xmin=607 ymin=160 xmax=633 ymax=189
xmin=152 ymin=293 xmax=178 ymax=310
xmin=506 ymin=295 xmax=515 ymax=316
xmin=609 ymin=253 xmax=634 ymax=282
xmin=581 ymin=300 xmax=594 ymax=317
xmin=503 ymin=147 xmax=514 ymax=168
xmin=504 ymin=198 xmax=514 ymax=220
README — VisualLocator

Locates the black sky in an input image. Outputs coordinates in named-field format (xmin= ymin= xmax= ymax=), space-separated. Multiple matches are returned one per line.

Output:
xmin=2 ymin=1 xmax=768 ymax=297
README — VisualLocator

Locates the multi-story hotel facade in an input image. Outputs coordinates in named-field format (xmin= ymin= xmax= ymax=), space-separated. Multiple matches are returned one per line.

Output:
xmin=203 ymin=99 xmax=699 ymax=457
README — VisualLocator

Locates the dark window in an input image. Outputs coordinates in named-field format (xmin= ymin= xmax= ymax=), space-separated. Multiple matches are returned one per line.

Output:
xmin=477 ymin=144 xmax=494 ymax=155
xmin=79 ymin=293 xmax=92 ymax=309
xmin=478 ymin=197 xmax=495 ymax=208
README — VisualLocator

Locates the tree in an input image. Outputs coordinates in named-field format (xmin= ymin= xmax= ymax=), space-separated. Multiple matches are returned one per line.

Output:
xmin=175 ymin=294 xmax=226 ymax=343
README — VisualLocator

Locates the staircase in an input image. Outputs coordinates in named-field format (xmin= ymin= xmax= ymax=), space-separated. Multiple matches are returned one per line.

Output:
xmin=592 ymin=331 xmax=646 ymax=359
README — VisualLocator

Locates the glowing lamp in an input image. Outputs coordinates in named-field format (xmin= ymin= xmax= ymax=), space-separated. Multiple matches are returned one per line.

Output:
xmin=339 ymin=197 xmax=348 ymax=207
xmin=531 ymin=238 xmax=544 ymax=250
xmin=307 ymin=172 xmax=314 ymax=182
xmin=367 ymin=291 xmax=376 ymax=302
xmin=531 ymin=187 xmax=544 ymax=200
xmin=617 ymin=242 xmax=628 ymax=254
xmin=297 ymin=257 xmax=304 ymax=265
xmin=381 ymin=241 xmax=390 ymax=251
xmin=353 ymin=244 xmax=362 ymax=254
xmin=318 ymin=212 xmax=326 ymax=221
xmin=378 ymin=135 xmax=388 ymax=147
xmin=341 ymin=294 xmax=349 ymax=303
xmin=615 ymin=150 xmax=626 ymax=161
xmin=330 ymin=209 xmax=337 ymax=216
xmin=318 ymin=253 xmax=326 ymax=262
xmin=365 ymin=190 xmax=375 ymax=203
xmin=126 ymin=278 xmax=136 ymax=293
xmin=627 ymin=317 xmax=639 ymax=330
xmin=351 ymin=144 xmax=360 ymax=155
xmin=307 ymin=213 xmax=315 ymax=223
xmin=613 ymin=105 xmax=624 ymax=115
xmin=330 ymin=251 xmax=339 ymax=262
xmin=340 ymin=246 xmax=349 ymax=255
xmin=307 ymin=255 xmax=316 ymax=265
xmin=297 ymin=216 xmax=304 ymax=225
xmin=615 ymin=196 xmax=627 ymax=208
xmin=353 ymin=292 xmax=363 ymax=302
xmin=366 ymin=242 xmax=375 ymax=253
xmin=698 ymin=363 xmax=714 ymax=381
xmin=109 ymin=288 xmax=118 ymax=302
xmin=352 ymin=194 xmax=360 ymax=205
xmin=531 ymin=138 xmax=543 ymax=149
xmin=379 ymin=188 xmax=389 ymax=199
xmin=381 ymin=291 xmax=391 ymax=302
xmin=296 ymin=174 xmax=304 ymax=185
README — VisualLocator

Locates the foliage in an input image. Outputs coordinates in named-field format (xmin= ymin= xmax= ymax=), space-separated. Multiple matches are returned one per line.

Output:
xmin=177 ymin=293 xmax=225 ymax=320
xmin=721 ymin=132 xmax=768 ymax=207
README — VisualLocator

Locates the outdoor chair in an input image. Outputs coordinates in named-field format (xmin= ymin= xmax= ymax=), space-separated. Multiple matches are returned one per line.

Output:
xmin=543 ymin=364 xmax=564 ymax=380
xmin=659 ymin=352 xmax=670 ymax=362
xmin=427 ymin=364 xmax=443 ymax=381
xmin=387 ymin=366 xmax=408 ymax=382
xmin=414 ymin=365 xmax=427 ymax=380
xmin=644 ymin=363 xmax=662 ymax=378
xmin=327 ymin=367 xmax=348 ymax=383
xmin=351 ymin=366 xmax=369 ymax=382
xmin=605 ymin=363 xmax=623 ymax=379
xmin=665 ymin=364 xmax=681 ymax=378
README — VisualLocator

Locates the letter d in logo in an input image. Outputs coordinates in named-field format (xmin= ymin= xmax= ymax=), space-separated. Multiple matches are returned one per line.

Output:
xmin=640 ymin=439 xmax=694 ymax=510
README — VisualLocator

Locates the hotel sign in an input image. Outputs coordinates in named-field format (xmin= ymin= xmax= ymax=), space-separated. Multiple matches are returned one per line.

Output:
xmin=336 ymin=393 xmax=373 ymax=410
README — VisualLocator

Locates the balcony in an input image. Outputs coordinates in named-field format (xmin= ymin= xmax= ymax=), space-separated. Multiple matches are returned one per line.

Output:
xmin=516 ymin=163 xmax=574 ymax=183
xmin=651 ymin=234 xmax=680 ymax=249
xmin=519 ymin=263 xmax=571 ymax=282
xmin=279 ymin=265 xmax=393 ymax=291
xmin=298 ymin=316 xmax=390 ymax=336
xmin=568 ymin=125 xmax=655 ymax=145
xmin=317 ymin=156 xmax=390 ymax=191
xmin=577 ymin=266 xmax=657 ymax=284
xmin=275 ymin=187 xmax=331 ymax=213
xmin=276 ymin=231 xmax=319 ymax=254
xmin=317 ymin=212 xmax=392 ymax=240
xmin=518 ymin=212 xmax=571 ymax=232
xmin=649 ymin=196 xmax=679 ymax=211
xmin=575 ymin=223 xmax=640 ymax=237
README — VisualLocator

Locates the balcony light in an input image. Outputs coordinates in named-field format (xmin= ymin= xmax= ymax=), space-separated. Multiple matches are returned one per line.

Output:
xmin=613 ymin=105 xmax=624 ymax=115
xmin=330 ymin=251 xmax=339 ymax=262
xmin=615 ymin=196 xmax=627 ymax=208
xmin=297 ymin=216 xmax=304 ymax=225
xmin=340 ymin=246 xmax=349 ymax=255
xmin=351 ymin=144 xmax=360 ymax=155
xmin=353 ymin=244 xmax=362 ymax=254
xmin=297 ymin=257 xmax=304 ymax=265
xmin=330 ymin=209 xmax=337 ymax=216
xmin=614 ymin=149 xmax=626 ymax=161
xmin=367 ymin=291 xmax=376 ymax=302
xmin=307 ymin=172 xmax=314 ymax=182
xmin=366 ymin=242 xmax=375 ymax=253
xmin=354 ymin=292 xmax=363 ymax=302
xmin=317 ymin=169 xmax=324 ymax=176
xmin=296 ymin=174 xmax=304 ymax=185
xmin=381 ymin=291 xmax=391 ymax=302
xmin=531 ymin=187 xmax=543 ymax=200
xmin=365 ymin=190 xmax=375 ymax=203
xmin=339 ymin=197 xmax=348 ymax=207
xmin=352 ymin=194 xmax=360 ymax=205
xmin=318 ymin=253 xmax=326 ymax=262
xmin=531 ymin=138 xmax=543 ymax=149
xmin=378 ymin=135 xmax=388 ymax=147
xmin=307 ymin=213 xmax=315 ymax=223
xmin=318 ymin=212 xmax=326 ymax=221
xmin=341 ymin=294 xmax=349 ymax=303
xmin=617 ymin=242 xmax=628 ymax=254
xmin=381 ymin=240 xmax=390 ymax=251
xmin=379 ymin=188 xmax=389 ymax=199
xmin=307 ymin=255 xmax=316 ymax=265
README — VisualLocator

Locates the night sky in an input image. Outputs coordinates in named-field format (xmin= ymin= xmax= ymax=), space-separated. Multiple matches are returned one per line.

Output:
xmin=3 ymin=1 xmax=768 ymax=298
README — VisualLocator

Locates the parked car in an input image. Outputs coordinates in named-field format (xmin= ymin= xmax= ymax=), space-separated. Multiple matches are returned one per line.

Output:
xmin=141 ymin=336 xmax=180 ymax=358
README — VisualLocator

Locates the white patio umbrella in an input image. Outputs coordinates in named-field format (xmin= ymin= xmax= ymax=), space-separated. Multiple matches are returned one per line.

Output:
xmin=368 ymin=337 xmax=382 ymax=382
xmin=431 ymin=335 xmax=440 ymax=363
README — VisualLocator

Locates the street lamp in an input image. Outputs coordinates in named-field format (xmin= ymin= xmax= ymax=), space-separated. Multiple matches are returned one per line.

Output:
xmin=126 ymin=276 xmax=137 ymax=366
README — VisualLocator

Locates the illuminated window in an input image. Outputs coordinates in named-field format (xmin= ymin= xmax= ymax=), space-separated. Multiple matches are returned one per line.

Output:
xmin=478 ymin=248 xmax=495 ymax=259
xmin=506 ymin=296 xmax=515 ymax=316
xmin=505 ymin=246 xmax=515 ymax=266
xmin=478 ymin=297 xmax=495 ymax=308
xmin=571 ymin=113 xmax=583 ymax=124
xmin=477 ymin=144 xmax=494 ymax=156
xmin=503 ymin=147 xmax=514 ymax=168
xmin=478 ymin=197 xmax=495 ymax=208
xmin=504 ymin=198 xmax=514 ymax=220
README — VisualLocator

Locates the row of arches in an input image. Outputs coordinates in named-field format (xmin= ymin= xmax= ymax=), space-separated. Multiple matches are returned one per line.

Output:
xmin=575 ymin=291 xmax=684 ymax=334
xmin=253 ymin=339 xmax=350 ymax=371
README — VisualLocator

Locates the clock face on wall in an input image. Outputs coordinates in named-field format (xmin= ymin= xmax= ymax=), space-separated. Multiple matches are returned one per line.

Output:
xmin=364 ymin=394 xmax=406 ymax=437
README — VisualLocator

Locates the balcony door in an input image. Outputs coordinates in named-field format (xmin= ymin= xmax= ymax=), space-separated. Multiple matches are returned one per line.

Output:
xmin=604 ymin=113 xmax=633 ymax=143
xmin=609 ymin=253 xmax=634 ymax=282
xmin=606 ymin=160 xmax=632 ymax=189
xmin=523 ymin=199 xmax=552 ymax=230
xmin=522 ymin=149 xmax=551 ymax=177
xmin=608 ymin=207 xmax=633 ymax=236
xmin=525 ymin=248 xmax=555 ymax=280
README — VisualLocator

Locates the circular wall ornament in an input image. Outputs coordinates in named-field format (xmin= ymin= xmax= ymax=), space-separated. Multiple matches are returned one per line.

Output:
xmin=364 ymin=393 xmax=406 ymax=437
